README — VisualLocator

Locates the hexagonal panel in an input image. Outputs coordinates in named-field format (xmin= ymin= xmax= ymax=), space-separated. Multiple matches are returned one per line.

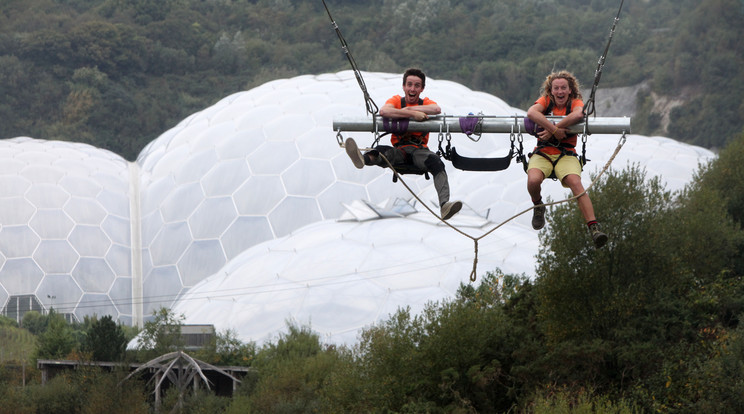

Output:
xmin=34 ymin=241 xmax=79 ymax=274
xmin=221 ymin=216 xmax=274 ymax=259
xmin=72 ymin=258 xmax=115 ymax=293
xmin=0 ymin=258 xmax=43 ymax=294
xmin=143 ymin=265 xmax=182 ymax=315
xmin=75 ymin=293 xmax=118 ymax=321
xmin=0 ymin=225 xmax=41 ymax=258
xmin=150 ymin=222 xmax=192 ymax=266
xmin=160 ymin=182 xmax=204 ymax=223
xmin=177 ymin=240 xmax=226 ymax=287
xmin=69 ymin=225 xmax=111 ymax=257
xmin=106 ymin=244 xmax=132 ymax=277
xmin=0 ymin=175 xmax=32 ymax=196
xmin=201 ymin=159 xmax=250 ymax=197
xmin=0 ymin=197 xmax=36 ymax=225
xmin=109 ymin=277 xmax=133 ymax=315
xmin=58 ymin=175 xmax=103 ymax=198
xmin=96 ymin=189 xmax=129 ymax=218
xmin=268 ymin=197 xmax=322 ymax=238
xmin=282 ymin=159 xmax=334 ymax=196
xmin=188 ymin=197 xmax=237 ymax=239
xmin=234 ymin=176 xmax=284 ymax=215
xmin=19 ymin=165 xmax=65 ymax=184
xmin=101 ymin=214 xmax=130 ymax=246
xmin=30 ymin=210 xmax=74 ymax=239
xmin=174 ymin=148 xmax=219 ymax=185
xmin=37 ymin=274 xmax=83 ymax=313
xmin=247 ymin=141 xmax=299 ymax=174
xmin=25 ymin=183 xmax=70 ymax=209
xmin=64 ymin=197 xmax=107 ymax=225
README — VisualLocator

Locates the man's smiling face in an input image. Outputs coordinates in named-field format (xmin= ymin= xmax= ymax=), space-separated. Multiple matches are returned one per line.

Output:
xmin=403 ymin=75 xmax=424 ymax=106
xmin=550 ymin=78 xmax=570 ymax=108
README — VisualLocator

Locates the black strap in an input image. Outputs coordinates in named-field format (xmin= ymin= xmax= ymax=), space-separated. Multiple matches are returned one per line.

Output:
xmin=394 ymin=97 xmax=426 ymax=147
xmin=400 ymin=97 xmax=424 ymax=108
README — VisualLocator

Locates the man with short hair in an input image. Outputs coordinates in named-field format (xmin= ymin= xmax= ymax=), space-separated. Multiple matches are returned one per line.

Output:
xmin=345 ymin=68 xmax=462 ymax=220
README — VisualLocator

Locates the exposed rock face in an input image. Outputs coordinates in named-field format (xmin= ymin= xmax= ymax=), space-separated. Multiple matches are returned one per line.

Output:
xmin=586 ymin=82 xmax=688 ymax=135
xmin=584 ymin=82 xmax=649 ymax=118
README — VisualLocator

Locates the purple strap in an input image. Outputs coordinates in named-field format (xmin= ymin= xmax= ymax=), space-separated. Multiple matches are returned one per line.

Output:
xmin=459 ymin=115 xmax=480 ymax=136
xmin=383 ymin=117 xmax=409 ymax=134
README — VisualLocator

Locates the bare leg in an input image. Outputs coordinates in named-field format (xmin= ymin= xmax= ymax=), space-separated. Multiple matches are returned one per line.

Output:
xmin=562 ymin=174 xmax=596 ymax=222
xmin=527 ymin=168 xmax=545 ymax=204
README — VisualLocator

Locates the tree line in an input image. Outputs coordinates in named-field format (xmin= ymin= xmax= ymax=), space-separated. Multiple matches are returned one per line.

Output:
xmin=0 ymin=0 xmax=741 ymax=160
xmin=2 ymin=130 xmax=744 ymax=412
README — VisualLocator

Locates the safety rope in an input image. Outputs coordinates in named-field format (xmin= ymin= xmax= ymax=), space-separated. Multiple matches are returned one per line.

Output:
xmin=362 ymin=131 xmax=627 ymax=282
xmin=322 ymin=0 xmax=378 ymax=117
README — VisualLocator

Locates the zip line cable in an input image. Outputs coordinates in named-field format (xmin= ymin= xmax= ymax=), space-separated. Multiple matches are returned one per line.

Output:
xmin=322 ymin=0 xmax=378 ymax=116
xmin=583 ymin=0 xmax=625 ymax=119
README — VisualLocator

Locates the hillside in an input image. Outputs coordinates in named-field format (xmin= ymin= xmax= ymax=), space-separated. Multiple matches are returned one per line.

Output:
xmin=0 ymin=0 xmax=741 ymax=160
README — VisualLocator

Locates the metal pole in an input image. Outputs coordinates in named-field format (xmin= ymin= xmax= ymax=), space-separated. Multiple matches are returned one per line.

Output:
xmin=333 ymin=115 xmax=631 ymax=135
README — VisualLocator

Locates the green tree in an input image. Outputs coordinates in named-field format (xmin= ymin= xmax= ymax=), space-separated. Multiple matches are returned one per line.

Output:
xmin=20 ymin=311 xmax=46 ymax=335
xmin=194 ymin=328 xmax=256 ymax=366
xmin=533 ymin=163 xmax=744 ymax=408
xmin=82 ymin=315 xmax=127 ymax=362
xmin=136 ymin=307 xmax=185 ymax=359
xmin=242 ymin=323 xmax=336 ymax=413
xmin=34 ymin=310 xmax=77 ymax=360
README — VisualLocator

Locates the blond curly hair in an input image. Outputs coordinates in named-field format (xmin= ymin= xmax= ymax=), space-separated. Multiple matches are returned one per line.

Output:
xmin=540 ymin=70 xmax=583 ymax=101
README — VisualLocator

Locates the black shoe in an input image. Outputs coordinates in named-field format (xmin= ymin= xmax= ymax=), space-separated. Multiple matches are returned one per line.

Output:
xmin=345 ymin=138 xmax=364 ymax=169
xmin=589 ymin=222 xmax=608 ymax=249
xmin=531 ymin=205 xmax=546 ymax=230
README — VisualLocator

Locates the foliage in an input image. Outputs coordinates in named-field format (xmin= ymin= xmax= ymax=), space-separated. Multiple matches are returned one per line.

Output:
xmin=135 ymin=307 xmax=185 ymax=359
xmin=0 ymin=323 xmax=36 ymax=363
xmin=240 ymin=323 xmax=335 ymax=413
xmin=533 ymin=163 xmax=744 ymax=410
xmin=21 ymin=310 xmax=47 ymax=335
xmin=193 ymin=328 xmax=257 ymax=367
xmin=0 ymin=368 xmax=148 ymax=414
xmin=33 ymin=310 xmax=77 ymax=361
xmin=82 ymin=315 xmax=128 ymax=361
xmin=0 ymin=0 xmax=740 ymax=160
xmin=529 ymin=387 xmax=640 ymax=414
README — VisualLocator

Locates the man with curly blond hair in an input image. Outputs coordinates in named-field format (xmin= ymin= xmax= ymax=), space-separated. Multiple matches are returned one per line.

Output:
xmin=525 ymin=70 xmax=607 ymax=248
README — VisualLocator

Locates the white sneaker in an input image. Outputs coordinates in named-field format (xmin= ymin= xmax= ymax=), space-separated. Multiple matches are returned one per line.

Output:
xmin=345 ymin=138 xmax=365 ymax=169
xmin=440 ymin=201 xmax=462 ymax=220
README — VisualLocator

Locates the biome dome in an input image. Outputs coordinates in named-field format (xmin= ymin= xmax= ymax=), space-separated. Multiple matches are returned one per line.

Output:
xmin=0 ymin=72 xmax=715 ymax=341
xmin=0 ymin=138 xmax=132 ymax=323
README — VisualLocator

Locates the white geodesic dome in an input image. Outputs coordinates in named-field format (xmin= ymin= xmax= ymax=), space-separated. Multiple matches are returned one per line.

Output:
xmin=0 ymin=138 xmax=132 ymax=323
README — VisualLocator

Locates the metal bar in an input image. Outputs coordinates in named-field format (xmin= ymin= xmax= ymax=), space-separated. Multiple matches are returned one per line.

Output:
xmin=333 ymin=115 xmax=631 ymax=135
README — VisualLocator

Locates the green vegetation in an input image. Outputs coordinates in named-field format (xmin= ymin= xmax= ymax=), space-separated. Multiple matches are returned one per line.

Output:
xmin=0 ymin=316 xmax=35 ymax=363
xmin=3 ymin=131 xmax=744 ymax=411
xmin=0 ymin=0 xmax=741 ymax=159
